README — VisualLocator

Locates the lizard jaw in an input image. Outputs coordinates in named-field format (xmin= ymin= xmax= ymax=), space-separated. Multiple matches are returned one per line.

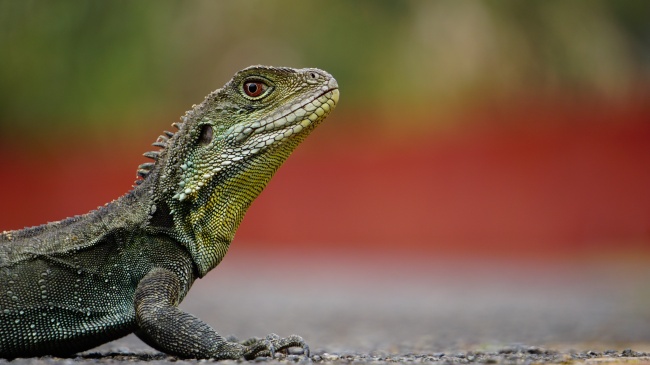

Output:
xmin=172 ymin=86 xmax=339 ymax=202
xmin=232 ymin=86 xmax=339 ymax=152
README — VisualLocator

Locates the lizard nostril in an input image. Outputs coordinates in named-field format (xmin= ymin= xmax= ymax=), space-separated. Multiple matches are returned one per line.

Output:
xmin=327 ymin=77 xmax=339 ymax=90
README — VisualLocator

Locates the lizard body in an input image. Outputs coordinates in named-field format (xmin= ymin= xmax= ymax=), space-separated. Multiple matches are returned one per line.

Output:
xmin=0 ymin=66 xmax=339 ymax=359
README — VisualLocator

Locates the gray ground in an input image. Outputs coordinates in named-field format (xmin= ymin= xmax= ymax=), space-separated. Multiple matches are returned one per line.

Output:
xmin=3 ymin=250 xmax=650 ymax=364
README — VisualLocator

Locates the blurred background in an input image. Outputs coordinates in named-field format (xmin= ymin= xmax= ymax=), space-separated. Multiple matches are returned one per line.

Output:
xmin=1 ymin=0 xmax=650 ymax=352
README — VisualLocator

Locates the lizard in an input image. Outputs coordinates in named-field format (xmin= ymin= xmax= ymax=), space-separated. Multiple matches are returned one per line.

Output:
xmin=0 ymin=65 xmax=339 ymax=360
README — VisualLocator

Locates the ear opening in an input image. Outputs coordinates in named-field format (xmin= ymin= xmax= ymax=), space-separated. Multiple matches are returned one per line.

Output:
xmin=198 ymin=125 xmax=213 ymax=146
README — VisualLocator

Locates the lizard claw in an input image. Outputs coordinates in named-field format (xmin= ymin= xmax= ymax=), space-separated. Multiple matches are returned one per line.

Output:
xmin=264 ymin=333 xmax=278 ymax=358
xmin=241 ymin=333 xmax=309 ymax=360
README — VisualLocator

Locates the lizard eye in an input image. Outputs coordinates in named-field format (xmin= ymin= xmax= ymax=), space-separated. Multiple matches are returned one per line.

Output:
xmin=198 ymin=125 xmax=213 ymax=146
xmin=242 ymin=80 xmax=268 ymax=98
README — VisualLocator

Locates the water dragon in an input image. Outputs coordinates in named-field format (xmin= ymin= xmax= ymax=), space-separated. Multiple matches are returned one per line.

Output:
xmin=0 ymin=66 xmax=339 ymax=359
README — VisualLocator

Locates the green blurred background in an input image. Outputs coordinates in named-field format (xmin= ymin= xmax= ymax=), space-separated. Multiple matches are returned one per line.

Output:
xmin=1 ymin=0 xmax=649 ymax=262
xmin=1 ymin=1 xmax=648 ymax=126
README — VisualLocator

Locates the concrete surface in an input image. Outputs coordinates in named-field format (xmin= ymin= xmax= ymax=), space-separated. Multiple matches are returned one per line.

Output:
xmin=2 ymin=250 xmax=649 ymax=364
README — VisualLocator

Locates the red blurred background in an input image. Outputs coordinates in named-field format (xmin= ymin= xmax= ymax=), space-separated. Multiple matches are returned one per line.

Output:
xmin=2 ymin=98 xmax=648 ymax=261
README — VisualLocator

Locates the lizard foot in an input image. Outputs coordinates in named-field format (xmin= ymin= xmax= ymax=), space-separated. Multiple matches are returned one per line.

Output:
xmin=241 ymin=333 xmax=309 ymax=360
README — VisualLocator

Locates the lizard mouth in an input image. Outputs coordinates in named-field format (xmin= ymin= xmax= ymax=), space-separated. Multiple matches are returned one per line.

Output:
xmin=172 ymin=87 xmax=339 ymax=202
xmin=227 ymin=87 xmax=340 ymax=153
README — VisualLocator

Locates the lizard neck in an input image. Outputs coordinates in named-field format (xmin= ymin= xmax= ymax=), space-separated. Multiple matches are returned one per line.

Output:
xmin=170 ymin=143 xmax=296 ymax=277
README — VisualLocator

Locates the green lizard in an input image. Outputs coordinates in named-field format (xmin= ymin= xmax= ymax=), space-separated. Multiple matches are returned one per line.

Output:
xmin=0 ymin=66 xmax=339 ymax=359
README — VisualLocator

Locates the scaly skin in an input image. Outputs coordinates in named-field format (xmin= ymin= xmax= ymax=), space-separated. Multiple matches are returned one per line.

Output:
xmin=0 ymin=66 xmax=339 ymax=359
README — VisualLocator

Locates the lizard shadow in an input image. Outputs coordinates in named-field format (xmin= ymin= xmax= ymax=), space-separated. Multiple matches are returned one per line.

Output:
xmin=76 ymin=352 xmax=172 ymax=361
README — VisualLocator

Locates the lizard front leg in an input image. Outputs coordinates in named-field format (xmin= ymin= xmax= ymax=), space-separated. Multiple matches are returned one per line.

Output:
xmin=134 ymin=268 xmax=308 ymax=360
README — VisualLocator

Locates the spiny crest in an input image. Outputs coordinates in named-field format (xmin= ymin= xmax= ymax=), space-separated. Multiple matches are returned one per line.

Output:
xmin=134 ymin=119 xmax=186 ymax=185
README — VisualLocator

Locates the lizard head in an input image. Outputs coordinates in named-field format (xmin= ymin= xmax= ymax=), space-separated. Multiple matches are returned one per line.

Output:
xmin=141 ymin=66 xmax=339 ymax=276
